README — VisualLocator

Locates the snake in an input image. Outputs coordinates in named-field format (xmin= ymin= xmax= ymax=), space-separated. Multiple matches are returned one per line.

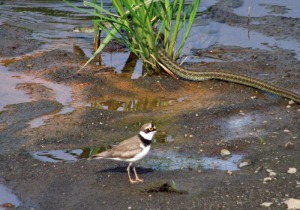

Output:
xmin=157 ymin=49 xmax=300 ymax=103
xmin=73 ymin=25 xmax=300 ymax=103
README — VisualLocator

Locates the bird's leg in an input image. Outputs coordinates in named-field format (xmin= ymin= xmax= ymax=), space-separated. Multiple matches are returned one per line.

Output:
xmin=127 ymin=163 xmax=138 ymax=184
xmin=133 ymin=166 xmax=144 ymax=183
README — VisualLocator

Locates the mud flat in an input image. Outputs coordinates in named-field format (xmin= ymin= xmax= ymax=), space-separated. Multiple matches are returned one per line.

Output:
xmin=0 ymin=0 xmax=300 ymax=209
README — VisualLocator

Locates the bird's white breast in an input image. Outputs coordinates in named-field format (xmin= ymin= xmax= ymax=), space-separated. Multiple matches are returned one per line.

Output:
xmin=126 ymin=144 xmax=151 ymax=162
xmin=140 ymin=130 xmax=156 ymax=141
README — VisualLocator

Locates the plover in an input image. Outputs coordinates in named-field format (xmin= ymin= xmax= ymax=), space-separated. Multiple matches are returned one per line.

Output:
xmin=92 ymin=123 xmax=157 ymax=183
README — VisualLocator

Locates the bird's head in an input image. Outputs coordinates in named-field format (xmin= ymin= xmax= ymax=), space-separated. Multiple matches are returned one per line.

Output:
xmin=139 ymin=123 xmax=157 ymax=140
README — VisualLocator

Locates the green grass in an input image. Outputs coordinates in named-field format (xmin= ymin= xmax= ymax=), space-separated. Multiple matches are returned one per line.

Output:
xmin=64 ymin=0 xmax=201 ymax=74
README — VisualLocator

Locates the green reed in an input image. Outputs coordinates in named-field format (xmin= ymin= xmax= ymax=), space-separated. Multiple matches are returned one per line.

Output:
xmin=64 ymin=0 xmax=201 ymax=74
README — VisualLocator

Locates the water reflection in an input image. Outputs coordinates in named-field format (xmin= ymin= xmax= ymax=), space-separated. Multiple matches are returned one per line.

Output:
xmin=90 ymin=97 xmax=187 ymax=112
xmin=90 ymin=98 xmax=173 ymax=112
xmin=32 ymin=147 xmax=244 ymax=171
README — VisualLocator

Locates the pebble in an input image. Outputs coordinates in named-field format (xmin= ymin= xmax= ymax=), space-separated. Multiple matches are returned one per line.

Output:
xmin=220 ymin=149 xmax=231 ymax=157
xmin=266 ymin=169 xmax=276 ymax=177
xmin=227 ymin=170 xmax=233 ymax=175
xmin=239 ymin=110 xmax=245 ymax=116
xmin=260 ymin=202 xmax=273 ymax=207
xmin=283 ymin=129 xmax=291 ymax=133
xmin=238 ymin=159 xmax=252 ymax=168
xmin=263 ymin=177 xmax=272 ymax=183
xmin=288 ymin=100 xmax=295 ymax=105
xmin=1 ymin=203 xmax=15 ymax=208
xmin=284 ymin=198 xmax=300 ymax=210
xmin=287 ymin=168 xmax=297 ymax=174
xmin=285 ymin=142 xmax=295 ymax=150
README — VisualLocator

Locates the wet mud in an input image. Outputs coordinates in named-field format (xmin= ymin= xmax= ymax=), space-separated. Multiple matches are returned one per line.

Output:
xmin=0 ymin=0 xmax=300 ymax=209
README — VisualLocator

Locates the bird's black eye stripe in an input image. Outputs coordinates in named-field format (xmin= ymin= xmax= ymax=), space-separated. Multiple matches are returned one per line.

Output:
xmin=144 ymin=125 xmax=156 ymax=133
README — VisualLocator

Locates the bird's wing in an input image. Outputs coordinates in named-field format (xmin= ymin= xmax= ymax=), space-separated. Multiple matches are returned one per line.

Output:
xmin=93 ymin=136 xmax=143 ymax=159
xmin=112 ymin=147 xmax=143 ymax=159
xmin=110 ymin=136 xmax=143 ymax=159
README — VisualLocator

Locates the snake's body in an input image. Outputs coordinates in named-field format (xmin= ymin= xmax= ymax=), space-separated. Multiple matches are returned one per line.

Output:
xmin=157 ymin=49 xmax=300 ymax=103
xmin=74 ymin=25 xmax=300 ymax=103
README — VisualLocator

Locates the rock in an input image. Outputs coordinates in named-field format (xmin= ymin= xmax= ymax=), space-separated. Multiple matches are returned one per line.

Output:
xmin=284 ymin=198 xmax=300 ymax=209
xmin=220 ymin=149 xmax=231 ymax=157
xmin=266 ymin=169 xmax=276 ymax=177
xmin=287 ymin=168 xmax=297 ymax=174
xmin=1 ymin=203 xmax=15 ymax=208
xmin=227 ymin=170 xmax=233 ymax=175
xmin=288 ymin=100 xmax=295 ymax=105
xmin=238 ymin=159 xmax=252 ymax=168
xmin=260 ymin=202 xmax=273 ymax=207
xmin=263 ymin=177 xmax=272 ymax=183
xmin=285 ymin=142 xmax=295 ymax=150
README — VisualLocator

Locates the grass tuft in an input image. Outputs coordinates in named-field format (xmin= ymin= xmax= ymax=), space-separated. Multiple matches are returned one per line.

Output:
xmin=64 ymin=0 xmax=201 ymax=74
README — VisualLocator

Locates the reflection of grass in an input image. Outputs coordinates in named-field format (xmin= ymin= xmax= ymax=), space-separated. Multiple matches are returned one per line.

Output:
xmin=90 ymin=98 xmax=176 ymax=112
xmin=64 ymin=0 xmax=201 ymax=74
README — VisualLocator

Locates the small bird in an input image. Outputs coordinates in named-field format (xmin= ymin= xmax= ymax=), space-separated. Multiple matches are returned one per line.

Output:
xmin=92 ymin=123 xmax=157 ymax=184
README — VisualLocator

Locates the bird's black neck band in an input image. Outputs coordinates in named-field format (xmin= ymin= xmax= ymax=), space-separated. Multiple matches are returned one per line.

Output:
xmin=138 ymin=134 xmax=152 ymax=147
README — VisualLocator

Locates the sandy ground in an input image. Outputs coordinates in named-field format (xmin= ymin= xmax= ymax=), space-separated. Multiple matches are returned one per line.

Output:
xmin=0 ymin=0 xmax=300 ymax=209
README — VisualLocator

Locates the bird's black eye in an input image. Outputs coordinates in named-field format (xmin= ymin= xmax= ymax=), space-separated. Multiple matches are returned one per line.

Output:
xmin=148 ymin=127 xmax=153 ymax=131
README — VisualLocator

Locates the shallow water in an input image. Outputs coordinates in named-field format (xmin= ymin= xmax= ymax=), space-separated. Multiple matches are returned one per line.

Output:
xmin=32 ymin=148 xmax=244 ymax=171
xmin=0 ymin=65 xmax=72 ymax=111
xmin=184 ymin=20 xmax=300 ymax=60
xmin=0 ymin=184 xmax=21 ymax=209
xmin=234 ymin=0 xmax=300 ymax=18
